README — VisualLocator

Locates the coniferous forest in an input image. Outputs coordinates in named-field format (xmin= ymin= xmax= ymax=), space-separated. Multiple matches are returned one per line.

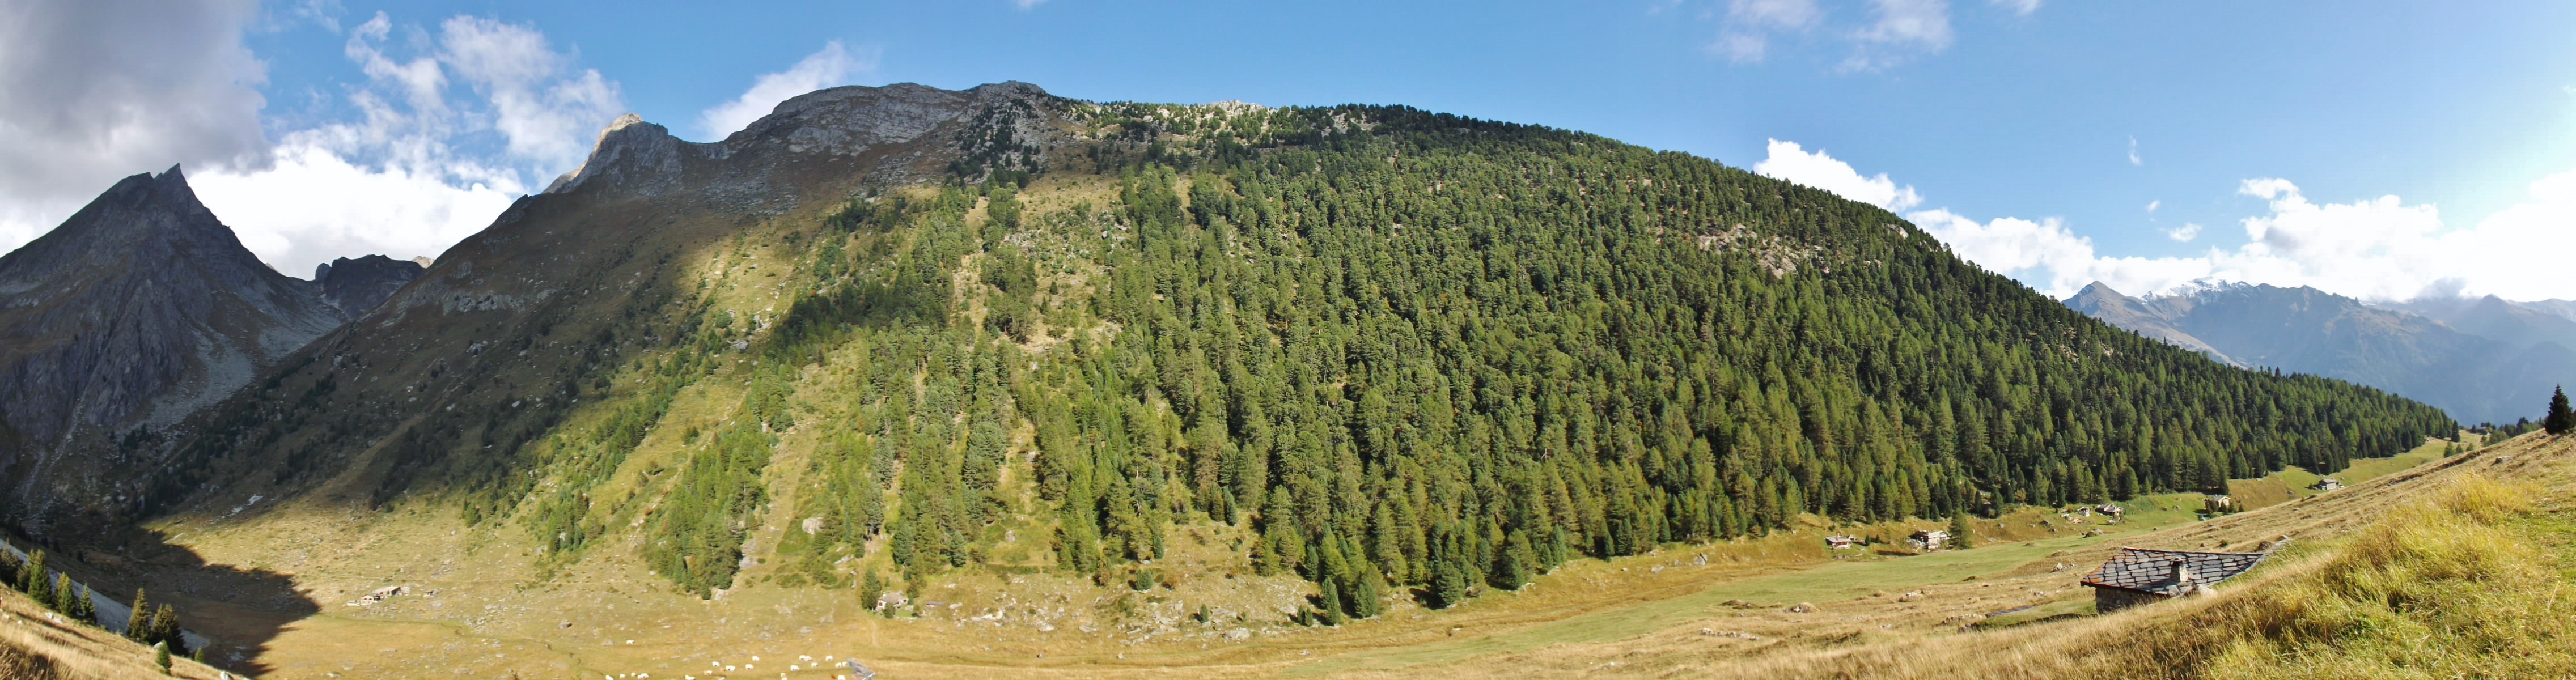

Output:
xmin=163 ymin=100 xmax=2455 ymax=620
xmin=675 ymin=104 xmax=2448 ymax=617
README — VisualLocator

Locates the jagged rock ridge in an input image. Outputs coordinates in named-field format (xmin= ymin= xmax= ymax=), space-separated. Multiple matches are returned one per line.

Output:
xmin=0 ymin=165 xmax=414 ymax=515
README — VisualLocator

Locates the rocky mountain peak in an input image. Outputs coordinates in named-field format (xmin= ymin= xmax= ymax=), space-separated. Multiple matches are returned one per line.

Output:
xmin=544 ymin=114 xmax=683 ymax=197
xmin=0 ymin=166 xmax=352 ymax=503
xmin=312 ymin=254 xmax=426 ymax=315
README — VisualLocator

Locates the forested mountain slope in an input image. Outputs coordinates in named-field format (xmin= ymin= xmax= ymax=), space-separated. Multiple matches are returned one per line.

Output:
xmin=103 ymin=83 xmax=2447 ymax=620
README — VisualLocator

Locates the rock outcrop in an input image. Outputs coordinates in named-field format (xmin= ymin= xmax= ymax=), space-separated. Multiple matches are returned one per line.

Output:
xmin=0 ymin=167 xmax=345 ymax=502
xmin=313 ymin=254 xmax=426 ymax=315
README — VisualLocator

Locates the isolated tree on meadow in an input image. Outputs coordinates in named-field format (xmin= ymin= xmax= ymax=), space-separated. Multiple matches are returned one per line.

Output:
xmin=2547 ymin=386 xmax=2574 ymax=435
xmin=125 ymin=589 xmax=151 ymax=640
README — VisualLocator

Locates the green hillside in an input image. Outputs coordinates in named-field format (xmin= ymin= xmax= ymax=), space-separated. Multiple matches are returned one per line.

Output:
xmin=149 ymin=92 xmax=2453 ymax=622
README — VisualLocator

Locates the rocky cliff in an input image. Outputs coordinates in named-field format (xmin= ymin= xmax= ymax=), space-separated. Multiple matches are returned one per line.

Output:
xmin=0 ymin=167 xmax=347 ymax=508
xmin=312 ymin=254 xmax=425 ymax=315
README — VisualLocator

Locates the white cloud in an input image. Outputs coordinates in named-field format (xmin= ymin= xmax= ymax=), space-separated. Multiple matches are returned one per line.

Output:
xmin=1909 ymin=209 xmax=2214 ymax=296
xmin=1708 ymin=0 xmax=1968 ymax=71
xmin=1855 ymin=0 xmax=1953 ymax=50
xmin=696 ymin=41 xmax=877 ymax=141
xmin=2145 ymin=199 xmax=2160 ymax=212
xmin=195 ymin=137 xmax=518 ymax=272
xmin=437 ymin=16 xmax=625 ymax=171
xmin=1732 ymin=0 xmax=1824 ymax=28
xmin=1989 ymin=0 xmax=2042 ymax=16
xmin=1012 ymin=0 xmax=1050 ymax=8
xmin=194 ymin=12 xmax=628 ymax=276
xmin=0 ymin=0 xmax=270 ymax=252
xmin=1773 ymin=139 xmax=2576 ymax=301
xmin=1714 ymin=0 xmax=1823 ymax=62
xmin=1842 ymin=0 xmax=1953 ymax=70
xmin=1753 ymin=139 xmax=1922 ymax=211
xmin=2126 ymin=136 xmax=2142 ymax=165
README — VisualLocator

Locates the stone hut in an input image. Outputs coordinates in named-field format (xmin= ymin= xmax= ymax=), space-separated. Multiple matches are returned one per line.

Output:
xmin=2311 ymin=478 xmax=2342 ymax=492
xmin=2204 ymin=495 xmax=2236 ymax=513
xmin=2080 ymin=546 xmax=2276 ymax=613
xmin=1908 ymin=530 xmax=1950 ymax=551
xmin=1825 ymin=535 xmax=1862 ymax=550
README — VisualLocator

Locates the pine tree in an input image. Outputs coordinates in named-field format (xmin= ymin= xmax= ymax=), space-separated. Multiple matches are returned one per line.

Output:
xmin=18 ymin=550 xmax=42 ymax=597
xmin=859 ymin=570 xmax=884 ymax=614
xmin=2548 ymin=386 xmax=2574 ymax=435
xmin=149 ymin=605 xmax=185 ymax=656
xmin=1429 ymin=560 xmax=1470 ymax=610
xmin=126 ymin=589 xmax=151 ymax=640
xmin=153 ymin=641 xmax=171 ymax=675
xmin=1949 ymin=513 xmax=1976 ymax=549
xmin=70 ymin=584 xmax=94 ymax=622
xmin=47 ymin=573 xmax=70 ymax=613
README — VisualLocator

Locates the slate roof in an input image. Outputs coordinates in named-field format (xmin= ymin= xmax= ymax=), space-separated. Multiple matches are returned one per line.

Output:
xmin=2079 ymin=547 xmax=2273 ymax=596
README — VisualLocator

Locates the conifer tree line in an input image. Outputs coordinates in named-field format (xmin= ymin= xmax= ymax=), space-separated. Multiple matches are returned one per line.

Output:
xmin=668 ymin=102 xmax=2451 ymax=619
xmin=0 ymin=549 xmax=91 ymax=631
xmin=0 ymin=547 xmax=187 ymax=652
xmin=162 ymin=99 xmax=2446 ymax=617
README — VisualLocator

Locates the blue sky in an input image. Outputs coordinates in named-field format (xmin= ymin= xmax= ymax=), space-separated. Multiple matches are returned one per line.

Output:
xmin=5 ymin=1 xmax=2574 ymax=300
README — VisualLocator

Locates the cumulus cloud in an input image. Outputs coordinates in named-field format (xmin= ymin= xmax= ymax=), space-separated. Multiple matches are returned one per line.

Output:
xmin=2161 ymin=222 xmax=2200 ymax=242
xmin=193 ymin=138 xmax=518 ymax=270
xmin=1772 ymin=139 xmax=2576 ymax=301
xmin=197 ymin=11 xmax=630 ymax=275
xmin=0 ymin=7 xmax=632 ymax=277
xmin=696 ymin=41 xmax=877 ymax=141
xmin=0 ymin=0 xmax=270 ymax=250
xmin=1752 ymin=139 xmax=1922 ymax=211
xmin=437 ymin=16 xmax=625 ymax=171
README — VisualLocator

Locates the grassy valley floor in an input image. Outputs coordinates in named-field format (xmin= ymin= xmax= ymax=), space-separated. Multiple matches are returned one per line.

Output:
xmin=113 ymin=436 xmax=2519 ymax=679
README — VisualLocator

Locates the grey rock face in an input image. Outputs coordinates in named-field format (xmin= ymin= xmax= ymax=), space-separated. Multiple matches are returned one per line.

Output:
xmin=313 ymin=254 xmax=426 ymax=315
xmin=0 ymin=165 xmax=346 ymax=502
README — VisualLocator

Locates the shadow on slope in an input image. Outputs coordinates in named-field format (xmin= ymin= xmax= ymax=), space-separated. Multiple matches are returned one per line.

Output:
xmin=10 ymin=521 xmax=314 ymax=678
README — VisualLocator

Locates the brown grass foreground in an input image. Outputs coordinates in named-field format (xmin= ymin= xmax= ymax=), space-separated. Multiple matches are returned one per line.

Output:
xmin=0 ymin=584 xmax=232 ymax=679
xmin=1356 ymin=433 xmax=2575 ymax=680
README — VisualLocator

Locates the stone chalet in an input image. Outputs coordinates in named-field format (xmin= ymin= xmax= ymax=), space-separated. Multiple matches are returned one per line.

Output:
xmin=2079 ymin=546 xmax=2276 ymax=613
xmin=1908 ymin=530 xmax=1950 ymax=551
xmin=2311 ymin=478 xmax=2342 ymax=492
xmin=1825 ymin=535 xmax=1863 ymax=550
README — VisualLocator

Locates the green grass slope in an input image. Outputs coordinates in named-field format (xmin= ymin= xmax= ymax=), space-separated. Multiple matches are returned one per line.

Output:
xmin=112 ymin=84 xmax=2452 ymax=640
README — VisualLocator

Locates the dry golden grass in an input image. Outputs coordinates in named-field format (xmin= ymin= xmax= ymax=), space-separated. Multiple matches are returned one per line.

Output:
xmin=0 ymin=584 xmax=235 ymax=679
xmin=1337 ymin=435 xmax=2570 ymax=680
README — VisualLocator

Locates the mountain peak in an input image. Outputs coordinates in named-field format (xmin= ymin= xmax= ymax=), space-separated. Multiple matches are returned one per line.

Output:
xmin=545 ymin=113 xmax=682 ymax=196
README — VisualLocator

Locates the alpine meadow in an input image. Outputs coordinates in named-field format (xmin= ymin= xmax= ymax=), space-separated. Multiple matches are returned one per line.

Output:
xmin=2 ymin=11 xmax=2566 ymax=673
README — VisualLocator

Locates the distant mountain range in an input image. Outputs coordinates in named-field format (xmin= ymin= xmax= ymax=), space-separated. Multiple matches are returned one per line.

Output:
xmin=2066 ymin=281 xmax=2576 ymax=424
